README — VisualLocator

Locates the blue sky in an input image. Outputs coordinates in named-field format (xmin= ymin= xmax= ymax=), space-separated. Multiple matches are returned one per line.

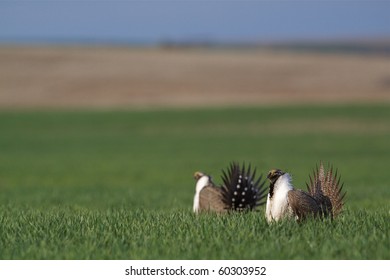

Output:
xmin=1 ymin=1 xmax=390 ymax=44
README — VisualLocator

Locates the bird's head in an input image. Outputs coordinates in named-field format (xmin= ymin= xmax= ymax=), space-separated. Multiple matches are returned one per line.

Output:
xmin=193 ymin=171 xmax=213 ymax=193
xmin=267 ymin=169 xmax=286 ymax=184
xmin=194 ymin=171 xmax=206 ymax=181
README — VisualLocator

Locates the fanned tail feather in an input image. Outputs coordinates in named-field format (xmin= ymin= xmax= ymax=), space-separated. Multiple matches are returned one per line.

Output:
xmin=221 ymin=162 xmax=267 ymax=211
xmin=306 ymin=162 xmax=346 ymax=218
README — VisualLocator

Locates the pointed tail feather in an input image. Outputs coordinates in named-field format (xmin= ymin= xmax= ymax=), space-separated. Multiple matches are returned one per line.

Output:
xmin=221 ymin=162 xmax=267 ymax=211
xmin=306 ymin=162 xmax=346 ymax=218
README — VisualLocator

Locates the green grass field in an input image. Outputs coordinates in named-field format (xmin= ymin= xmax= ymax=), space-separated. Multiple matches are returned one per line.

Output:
xmin=0 ymin=104 xmax=389 ymax=259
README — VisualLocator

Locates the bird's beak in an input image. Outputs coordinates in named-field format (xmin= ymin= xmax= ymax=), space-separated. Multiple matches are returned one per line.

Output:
xmin=267 ymin=170 xmax=276 ymax=179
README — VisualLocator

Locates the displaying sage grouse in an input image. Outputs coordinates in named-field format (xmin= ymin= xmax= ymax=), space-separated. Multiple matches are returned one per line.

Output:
xmin=265 ymin=162 xmax=346 ymax=222
xmin=193 ymin=162 xmax=267 ymax=213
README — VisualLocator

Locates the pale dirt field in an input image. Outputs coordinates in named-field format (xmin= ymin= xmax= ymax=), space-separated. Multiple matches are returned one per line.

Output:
xmin=0 ymin=46 xmax=389 ymax=109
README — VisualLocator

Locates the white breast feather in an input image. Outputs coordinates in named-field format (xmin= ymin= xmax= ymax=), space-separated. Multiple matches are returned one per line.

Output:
xmin=266 ymin=173 xmax=294 ymax=222
xmin=193 ymin=176 xmax=210 ymax=213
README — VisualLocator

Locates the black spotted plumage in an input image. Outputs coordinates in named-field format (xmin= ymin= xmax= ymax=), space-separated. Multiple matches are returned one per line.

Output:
xmin=220 ymin=162 xmax=267 ymax=211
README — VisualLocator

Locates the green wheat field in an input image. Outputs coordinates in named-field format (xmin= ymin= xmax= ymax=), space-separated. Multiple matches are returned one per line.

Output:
xmin=0 ymin=104 xmax=389 ymax=259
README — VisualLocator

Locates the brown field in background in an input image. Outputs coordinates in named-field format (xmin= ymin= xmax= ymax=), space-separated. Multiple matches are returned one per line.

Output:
xmin=0 ymin=46 xmax=389 ymax=109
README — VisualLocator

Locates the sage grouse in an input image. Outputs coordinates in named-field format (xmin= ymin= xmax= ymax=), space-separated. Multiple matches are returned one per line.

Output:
xmin=193 ymin=162 xmax=267 ymax=213
xmin=265 ymin=162 xmax=346 ymax=222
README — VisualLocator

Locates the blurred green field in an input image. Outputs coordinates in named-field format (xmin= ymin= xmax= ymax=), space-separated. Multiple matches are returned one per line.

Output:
xmin=0 ymin=105 xmax=389 ymax=259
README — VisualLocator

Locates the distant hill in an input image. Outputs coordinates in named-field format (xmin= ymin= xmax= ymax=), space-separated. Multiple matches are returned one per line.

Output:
xmin=264 ymin=40 xmax=390 ymax=55
xmin=158 ymin=39 xmax=390 ymax=55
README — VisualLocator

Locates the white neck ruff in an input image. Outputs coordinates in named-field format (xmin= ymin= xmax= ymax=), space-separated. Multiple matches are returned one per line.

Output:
xmin=193 ymin=176 xmax=210 ymax=213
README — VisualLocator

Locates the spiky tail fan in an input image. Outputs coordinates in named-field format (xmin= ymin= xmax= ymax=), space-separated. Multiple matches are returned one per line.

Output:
xmin=220 ymin=162 xmax=267 ymax=211
xmin=306 ymin=162 xmax=346 ymax=218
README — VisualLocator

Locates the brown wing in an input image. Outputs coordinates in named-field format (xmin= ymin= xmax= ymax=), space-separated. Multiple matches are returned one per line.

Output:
xmin=288 ymin=189 xmax=320 ymax=220
xmin=199 ymin=186 xmax=227 ymax=213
